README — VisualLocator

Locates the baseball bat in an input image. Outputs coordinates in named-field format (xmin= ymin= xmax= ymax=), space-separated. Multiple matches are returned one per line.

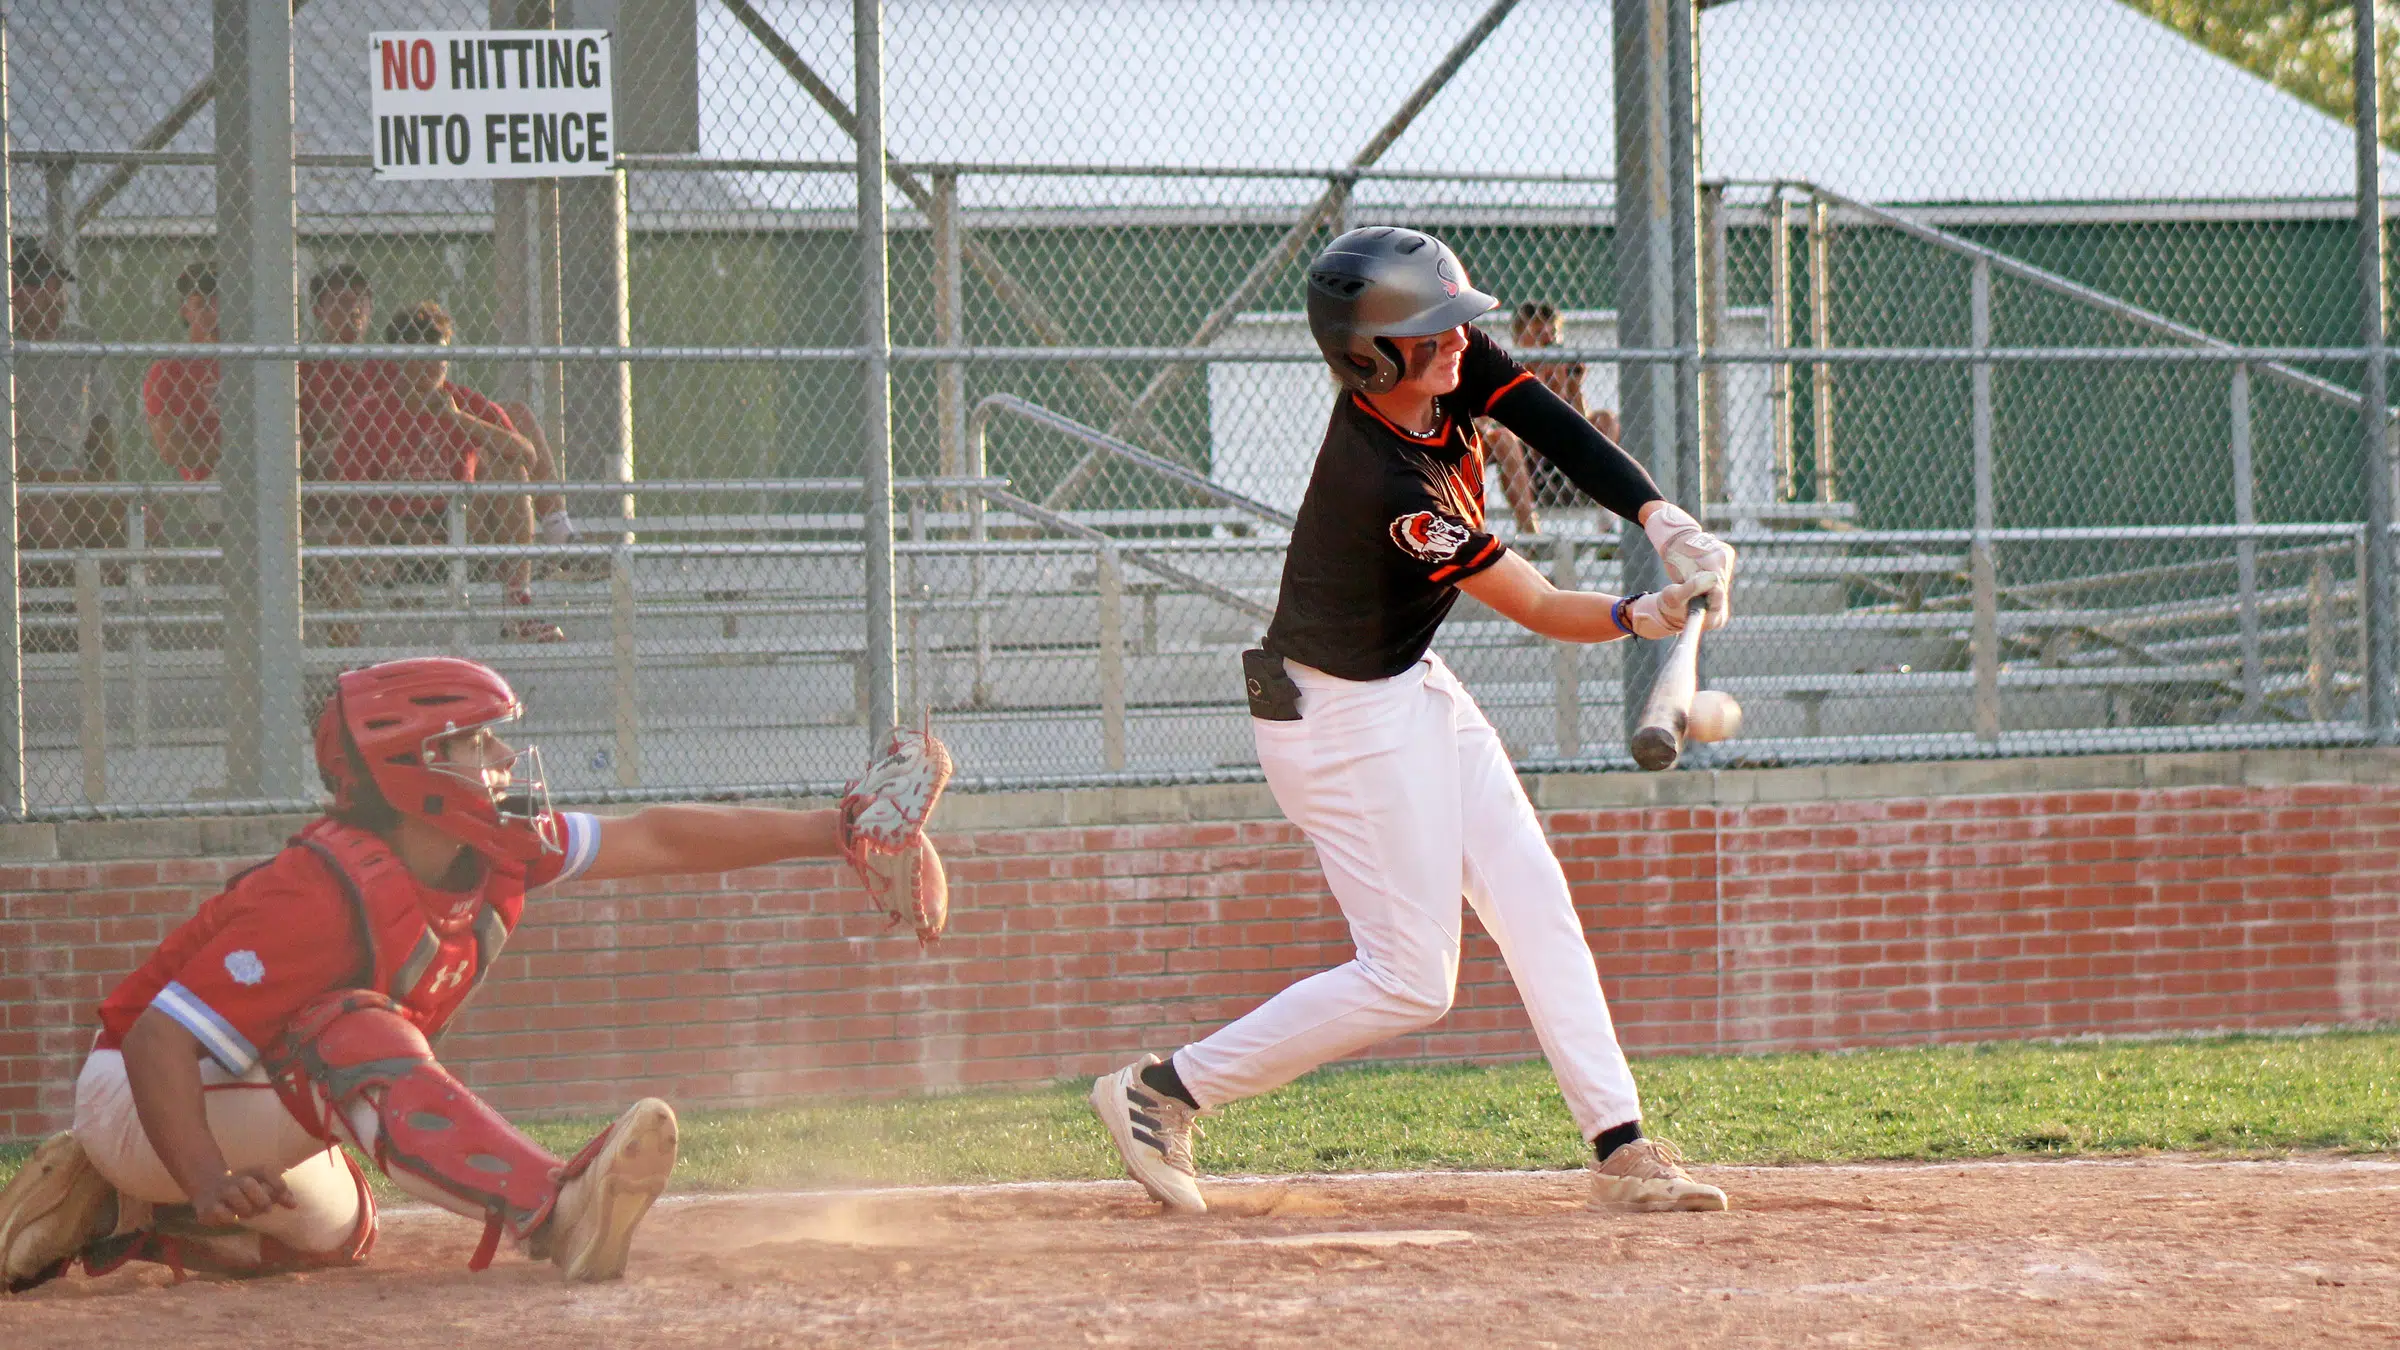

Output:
xmin=1628 ymin=592 xmax=1710 ymax=772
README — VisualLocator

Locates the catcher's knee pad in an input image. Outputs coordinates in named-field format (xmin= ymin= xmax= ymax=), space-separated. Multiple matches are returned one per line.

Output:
xmin=268 ymin=991 xmax=562 ymax=1268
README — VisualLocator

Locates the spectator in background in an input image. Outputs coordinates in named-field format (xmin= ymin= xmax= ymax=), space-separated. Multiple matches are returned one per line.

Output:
xmin=13 ymin=241 xmax=120 ymax=552
xmin=1483 ymin=301 xmax=1618 ymax=536
xmin=326 ymin=301 xmax=563 ymax=644
xmin=298 ymin=262 xmax=390 ymax=461
xmin=142 ymin=261 xmax=221 ymax=483
xmin=297 ymin=263 xmax=393 ymax=587
xmin=297 ymin=262 xmax=581 ymax=554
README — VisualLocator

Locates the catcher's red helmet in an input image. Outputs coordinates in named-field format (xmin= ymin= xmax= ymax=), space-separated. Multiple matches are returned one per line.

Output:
xmin=314 ymin=657 xmax=558 ymax=862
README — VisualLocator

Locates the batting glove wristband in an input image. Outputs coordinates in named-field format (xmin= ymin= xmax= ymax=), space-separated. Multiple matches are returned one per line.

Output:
xmin=1619 ymin=571 xmax=1718 ymax=640
xmin=1642 ymin=502 xmax=1736 ymax=629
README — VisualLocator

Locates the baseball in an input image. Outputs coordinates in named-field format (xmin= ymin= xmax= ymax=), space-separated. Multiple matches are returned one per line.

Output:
xmin=1686 ymin=689 xmax=1743 ymax=743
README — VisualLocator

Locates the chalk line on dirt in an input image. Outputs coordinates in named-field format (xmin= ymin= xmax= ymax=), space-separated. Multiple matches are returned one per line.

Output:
xmin=366 ymin=1152 xmax=2400 ymax=1224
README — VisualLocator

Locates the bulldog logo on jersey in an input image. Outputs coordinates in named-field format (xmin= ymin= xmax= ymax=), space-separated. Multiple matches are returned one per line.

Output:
xmin=1390 ymin=510 xmax=1473 ymax=562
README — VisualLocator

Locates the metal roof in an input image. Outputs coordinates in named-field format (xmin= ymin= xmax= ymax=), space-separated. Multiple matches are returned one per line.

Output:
xmin=703 ymin=0 xmax=2399 ymax=210
xmin=14 ymin=0 xmax=2393 ymax=230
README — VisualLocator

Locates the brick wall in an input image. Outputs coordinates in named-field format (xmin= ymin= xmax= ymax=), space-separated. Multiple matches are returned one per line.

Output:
xmin=5 ymin=749 xmax=2398 ymax=1141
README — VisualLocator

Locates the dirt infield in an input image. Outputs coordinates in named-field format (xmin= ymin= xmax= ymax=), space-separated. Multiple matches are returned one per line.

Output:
xmin=6 ymin=1157 xmax=2400 ymax=1347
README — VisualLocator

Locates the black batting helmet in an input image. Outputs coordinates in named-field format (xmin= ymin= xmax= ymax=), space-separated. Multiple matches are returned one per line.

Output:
xmin=1304 ymin=226 xmax=1497 ymax=394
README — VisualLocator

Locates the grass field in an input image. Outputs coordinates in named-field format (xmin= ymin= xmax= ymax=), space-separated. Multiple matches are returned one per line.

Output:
xmin=11 ymin=1031 xmax=2394 ymax=1194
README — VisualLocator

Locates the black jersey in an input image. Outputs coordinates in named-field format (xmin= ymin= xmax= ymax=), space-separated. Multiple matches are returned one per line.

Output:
xmin=1262 ymin=326 xmax=1539 ymax=681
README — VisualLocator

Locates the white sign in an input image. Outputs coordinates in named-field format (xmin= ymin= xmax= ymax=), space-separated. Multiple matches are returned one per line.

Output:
xmin=369 ymin=30 xmax=616 ymax=180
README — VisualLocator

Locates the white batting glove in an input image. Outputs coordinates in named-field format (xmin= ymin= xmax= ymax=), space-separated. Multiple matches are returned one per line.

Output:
xmin=1643 ymin=502 xmax=1737 ymax=629
xmin=1621 ymin=571 xmax=1720 ymax=640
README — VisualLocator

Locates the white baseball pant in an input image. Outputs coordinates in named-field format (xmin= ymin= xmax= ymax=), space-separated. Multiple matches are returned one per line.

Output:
xmin=73 ymin=1049 xmax=366 ymax=1262
xmin=1172 ymin=652 xmax=1644 ymax=1140
xmin=73 ymin=1044 xmax=527 ymax=1268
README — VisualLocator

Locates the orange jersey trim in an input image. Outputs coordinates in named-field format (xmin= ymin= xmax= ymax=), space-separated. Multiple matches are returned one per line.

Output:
xmin=1350 ymin=393 xmax=1452 ymax=446
xmin=1481 ymin=370 xmax=1536 ymax=415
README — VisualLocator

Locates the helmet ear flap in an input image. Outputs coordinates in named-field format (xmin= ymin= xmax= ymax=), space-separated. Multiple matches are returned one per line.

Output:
xmin=1360 ymin=337 xmax=1406 ymax=395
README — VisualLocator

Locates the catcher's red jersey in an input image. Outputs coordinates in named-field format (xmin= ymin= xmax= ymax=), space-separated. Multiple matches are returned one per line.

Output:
xmin=93 ymin=811 xmax=601 ymax=1074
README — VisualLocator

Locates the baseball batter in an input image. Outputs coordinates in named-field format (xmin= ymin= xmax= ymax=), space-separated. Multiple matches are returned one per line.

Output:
xmin=1091 ymin=227 xmax=1737 ymax=1214
xmin=0 ymin=657 xmax=949 ymax=1290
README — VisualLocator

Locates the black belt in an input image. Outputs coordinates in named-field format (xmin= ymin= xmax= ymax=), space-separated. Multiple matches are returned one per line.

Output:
xmin=1242 ymin=648 xmax=1302 ymax=721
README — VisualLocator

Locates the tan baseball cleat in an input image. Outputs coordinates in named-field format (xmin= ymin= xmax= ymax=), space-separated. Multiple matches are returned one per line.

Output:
xmin=1586 ymin=1137 xmax=1729 ymax=1212
xmin=0 ymin=1132 xmax=118 ymax=1293
xmin=547 ymin=1098 xmax=678 ymax=1282
xmin=1090 ymin=1054 xmax=1207 ymax=1214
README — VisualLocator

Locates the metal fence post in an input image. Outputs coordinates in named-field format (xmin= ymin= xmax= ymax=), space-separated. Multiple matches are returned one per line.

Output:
xmin=1669 ymin=2 xmax=1700 ymax=514
xmin=493 ymin=0 xmax=560 ymax=418
xmin=445 ymin=498 xmax=470 ymax=653
xmin=1768 ymin=186 xmax=1794 ymax=502
xmin=75 ymin=555 xmax=103 ymax=805
xmin=1096 ymin=543 xmax=1127 ymax=772
xmin=1614 ymin=0 xmax=1678 ymax=739
xmin=1809 ymin=191 xmax=1835 ymax=504
xmin=1699 ymin=180 xmax=1728 ymax=507
xmin=2231 ymin=364 xmax=2262 ymax=717
xmin=967 ymin=422 xmax=991 ymax=708
xmin=2356 ymin=0 xmax=2397 ymax=741
xmin=908 ymin=491 xmax=928 ymax=724
xmin=214 ymin=0 xmax=304 ymax=799
xmin=2309 ymin=547 xmax=2335 ymax=721
xmin=1551 ymin=534 xmax=1581 ymax=757
xmin=556 ymin=0 xmax=632 ymax=537
xmin=1970 ymin=258 xmax=1999 ymax=743
xmin=0 ymin=11 xmax=21 ymax=820
xmin=855 ymin=0 xmax=898 ymax=743
xmin=933 ymin=171 xmax=965 ymax=491
xmin=609 ymin=546 xmax=642 ymax=787
xmin=128 ymin=503 xmax=150 ymax=750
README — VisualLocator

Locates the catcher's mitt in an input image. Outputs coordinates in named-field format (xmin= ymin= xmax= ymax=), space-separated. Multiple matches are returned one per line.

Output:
xmin=840 ymin=724 xmax=954 ymax=945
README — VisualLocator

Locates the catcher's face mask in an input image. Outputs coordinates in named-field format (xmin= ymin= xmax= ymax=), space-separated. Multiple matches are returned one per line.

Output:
xmin=422 ymin=722 xmax=559 ymax=858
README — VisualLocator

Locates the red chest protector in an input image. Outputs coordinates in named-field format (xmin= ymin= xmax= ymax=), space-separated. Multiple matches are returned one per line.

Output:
xmin=292 ymin=818 xmax=528 ymax=1038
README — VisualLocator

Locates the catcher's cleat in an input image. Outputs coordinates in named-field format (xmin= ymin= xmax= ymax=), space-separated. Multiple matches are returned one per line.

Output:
xmin=1586 ymin=1137 xmax=1728 ymax=1213
xmin=0 ymin=1132 xmax=118 ymax=1293
xmin=546 ymin=1098 xmax=678 ymax=1282
xmin=1090 ymin=1054 xmax=1207 ymax=1215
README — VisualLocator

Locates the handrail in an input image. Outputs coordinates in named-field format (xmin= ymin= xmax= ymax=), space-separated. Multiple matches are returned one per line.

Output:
xmin=977 ymin=487 xmax=1275 ymax=623
xmin=1806 ymin=183 xmax=2382 ymax=417
xmin=968 ymin=393 xmax=1298 ymax=530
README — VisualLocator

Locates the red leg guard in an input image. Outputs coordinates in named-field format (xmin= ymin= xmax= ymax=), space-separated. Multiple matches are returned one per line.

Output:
xmin=266 ymin=991 xmax=566 ymax=1263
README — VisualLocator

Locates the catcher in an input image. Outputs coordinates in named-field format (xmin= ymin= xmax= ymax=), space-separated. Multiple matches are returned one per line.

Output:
xmin=0 ymin=656 xmax=950 ymax=1291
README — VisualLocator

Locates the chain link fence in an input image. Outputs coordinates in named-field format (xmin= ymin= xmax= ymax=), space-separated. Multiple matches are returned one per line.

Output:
xmin=5 ymin=0 xmax=2396 ymax=819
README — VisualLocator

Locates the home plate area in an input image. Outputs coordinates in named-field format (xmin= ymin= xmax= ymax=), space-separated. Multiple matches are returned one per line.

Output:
xmin=5 ymin=1160 xmax=2399 ymax=1348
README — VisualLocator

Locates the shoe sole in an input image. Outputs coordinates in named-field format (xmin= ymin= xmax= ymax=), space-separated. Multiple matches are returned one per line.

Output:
xmin=1087 ymin=1066 xmax=1206 ymax=1215
xmin=557 ymin=1100 xmax=678 ymax=1282
xmin=1588 ymin=1178 xmax=1730 ymax=1213
xmin=0 ymin=1133 xmax=112 ymax=1289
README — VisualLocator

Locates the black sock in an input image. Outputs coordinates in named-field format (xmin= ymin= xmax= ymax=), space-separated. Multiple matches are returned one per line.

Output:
xmin=1138 ymin=1056 xmax=1200 ymax=1109
xmin=1593 ymin=1120 xmax=1645 ymax=1162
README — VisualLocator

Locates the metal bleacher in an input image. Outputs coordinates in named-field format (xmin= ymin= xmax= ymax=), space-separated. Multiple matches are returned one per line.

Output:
xmin=20 ymin=391 xmax=2369 ymax=815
